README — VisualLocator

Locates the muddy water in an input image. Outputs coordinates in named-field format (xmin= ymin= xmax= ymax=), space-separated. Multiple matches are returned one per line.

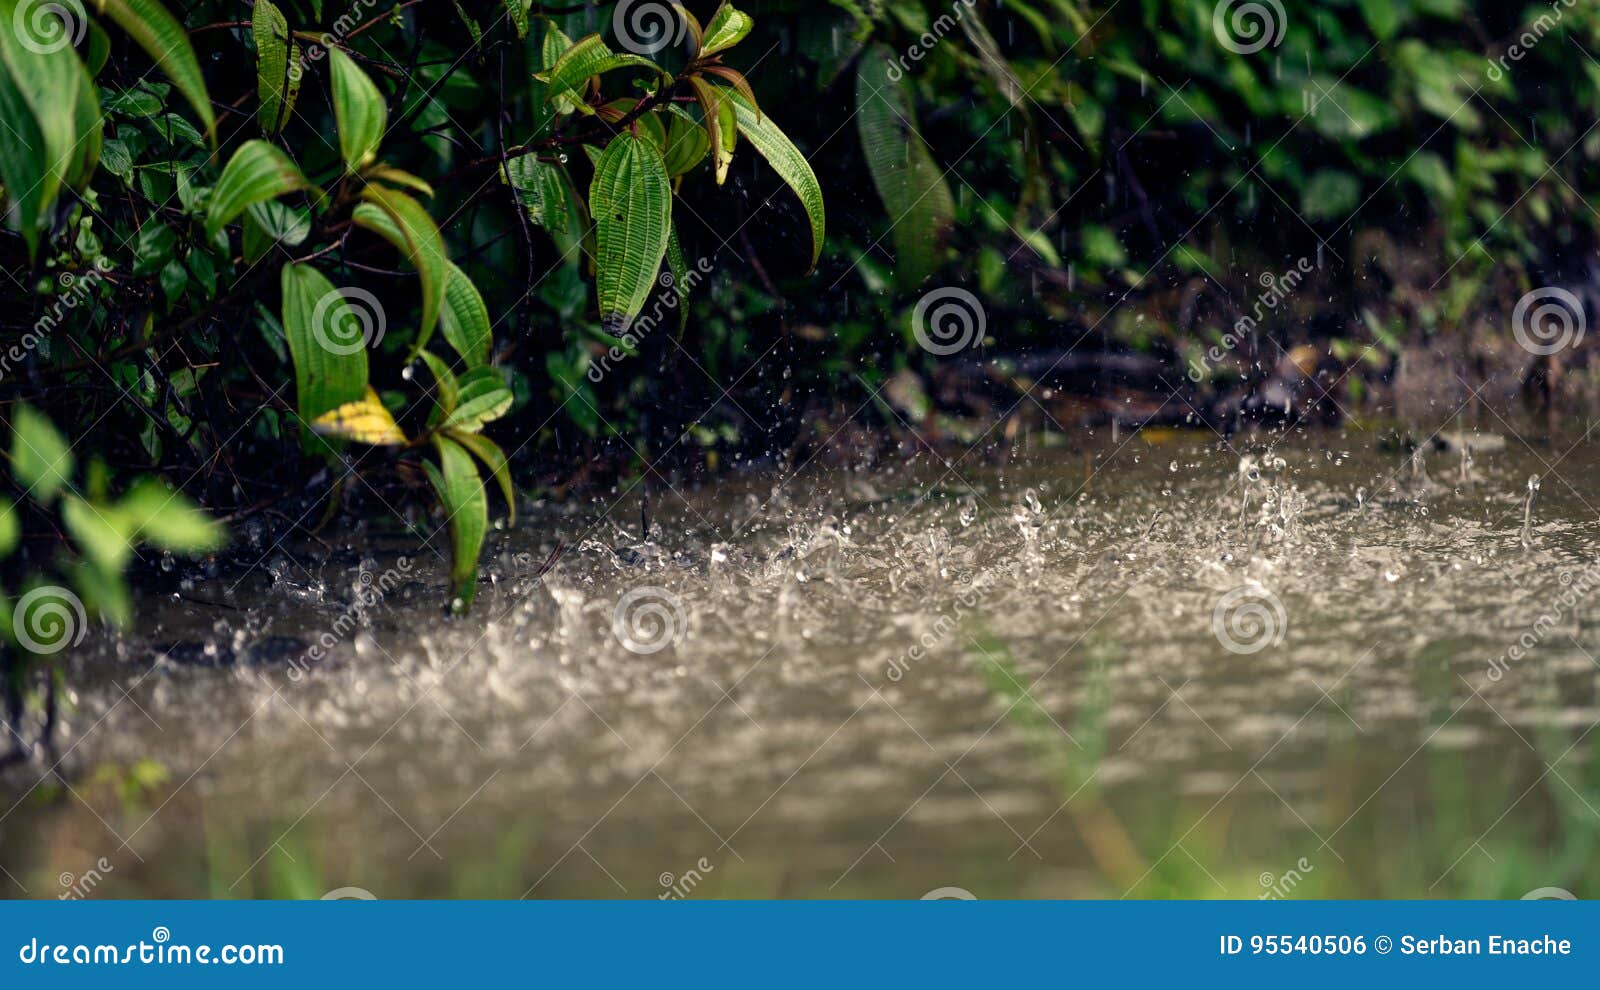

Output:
xmin=4 ymin=421 xmax=1600 ymax=900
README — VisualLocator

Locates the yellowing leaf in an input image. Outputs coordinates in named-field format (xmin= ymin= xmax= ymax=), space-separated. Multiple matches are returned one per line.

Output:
xmin=311 ymin=388 xmax=407 ymax=445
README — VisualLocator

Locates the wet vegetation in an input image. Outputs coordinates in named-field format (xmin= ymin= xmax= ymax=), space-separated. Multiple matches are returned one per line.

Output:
xmin=2 ymin=0 xmax=1599 ymax=899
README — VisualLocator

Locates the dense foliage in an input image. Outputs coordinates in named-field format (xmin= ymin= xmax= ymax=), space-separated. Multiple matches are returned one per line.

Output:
xmin=2 ymin=0 xmax=1596 ymax=746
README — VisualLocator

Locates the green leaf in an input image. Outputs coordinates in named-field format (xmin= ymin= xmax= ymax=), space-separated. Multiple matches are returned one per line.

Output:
xmin=11 ymin=404 xmax=74 ymax=503
xmin=0 ymin=496 xmax=15 ymax=556
xmin=662 ymin=106 xmax=710 ymax=177
xmin=700 ymin=3 xmax=753 ymax=55
xmin=446 ymin=429 xmax=514 ymax=525
xmin=328 ymin=47 xmax=387 ymax=171
xmin=725 ymin=87 xmax=826 ymax=271
xmin=418 ymin=350 xmax=460 ymax=419
xmin=91 ymin=0 xmax=217 ymax=141
xmin=253 ymin=0 xmax=296 ymax=134
xmin=279 ymin=263 xmax=369 ymax=423
xmin=856 ymin=46 xmax=950 ymax=287
xmin=353 ymin=186 xmax=448 ymax=355
xmin=666 ymin=223 xmax=691 ymax=333
xmin=443 ymin=367 xmax=513 ymax=433
xmin=590 ymin=132 xmax=672 ymax=329
xmin=1301 ymin=169 xmax=1361 ymax=222
xmin=205 ymin=140 xmax=315 ymax=239
xmin=503 ymin=156 xmax=570 ymax=232
xmin=0 ymin=9 xmax=102 ymax=256
xmin=538 ymin=34 xmax=665 ymax=110
xmin=503 ymin=0 xmax=528 ymax=38
xmin=117 ymin=478 xmax=224 ymax=552
xmin=242 ymin=200 xmax=311 ymax=262
xmin=425 ymin=435 xmax=488 ymax=614
xmin=1356 ymin=0 xmax=1401 ymax=40
xmin=62 ymin=495 xmax=133 ymax=573
xmin=441 ymin=263 xmax=492 ymax=368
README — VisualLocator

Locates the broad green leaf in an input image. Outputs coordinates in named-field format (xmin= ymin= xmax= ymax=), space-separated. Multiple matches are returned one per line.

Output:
xmin=205 ymin=140 xmax=315 ymax=239
xmin=116 ymin=478 xmax=224 ymax=552
xmin=242 ymin=200 xmax=311 ymax=263
xmin=11 ymin=404 xmax=74 ymax=503
xmin=253 ymin=0 xmax=295 ymax=134
xmin=663 ymin=106 xmax=710 ymax=177
xmin=91 ymin=0 xmax=217 ymax=141
xmin=856 ymin=47 xmax=951 ymax=286
xmin=538 ymin=34 xmax=665 ymax=111
xmin=279 ymin=263 xmax=368 ymax=422
xmin=353 ymin=186 xmax=447 ymax=354
xmin=503 ymin=156 xmax=570 ymax=232
xmin=590 ymin=132 xmax=672 ymax=328
xmin=443 ymin=367 xmax=513 ymax=433
xmin=700 ymin=4 xmax=753 ymax=55
xmin=0 ymin=9 xmax=102 ymax=255
xmin=441 ymin=263 xmax=492 ymax=368
xmin=447 ymin=429 xmax=514 ymax=525
xmin=502 ymin=0 xmax=528 ymax=38
xmin=727 ymin=87 xmax=826 ymax=270
xmin=328 ymin=47 xmax=387 ymax=171
xmin=62 ymin=495 xmax=132 ymax=573
xmin=0 ymin=45 xmax=55 ymax=256
xmin=425 ymin=434 xmax=488 ymax=613
xmin=540 ymin=22 xmax=577 ymax=116
xmin=311 ymin=387 xmax=408 ymax=445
